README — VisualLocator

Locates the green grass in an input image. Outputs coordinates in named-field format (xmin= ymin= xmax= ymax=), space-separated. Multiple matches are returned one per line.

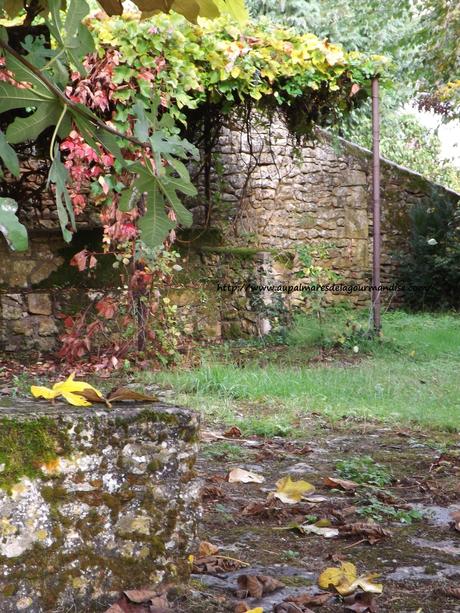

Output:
xmin=137 ymin=311 xmax=460 ymax=432
xmin=202 ymin=441 xmax=249 ymax=461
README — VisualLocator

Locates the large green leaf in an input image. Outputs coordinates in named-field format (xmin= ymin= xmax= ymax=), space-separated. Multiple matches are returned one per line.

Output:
xmin=162 ymin=173 xmax=198 ymax=197
xmin=0 ymin=130 xmax=19 ymax=177
xmin=0 ymin=83 xmax=52 ymax=111
xmin=5 ymin=50 xmax=53 ymax=97
xmin=159 ymin=179 xmax=194 ymax=225
xmin=46 ymin=0 xmax=93 ymax=74
xmin=0 ymin=197 xmax=28 ymax=252
xmin=138 ymin=184 xmax=175 ymax=248
xmin=64 ymin=0 xmax=90 ymax=43
xmin=6 ymin=100 xmax=63 ymax=144
xmin=47 ymin=146 xmax=76 ymax=243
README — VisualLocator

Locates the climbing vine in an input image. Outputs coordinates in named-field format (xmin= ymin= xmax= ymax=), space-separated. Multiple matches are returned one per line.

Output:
xmin=0 ymin=6 xmax=389 ymax=368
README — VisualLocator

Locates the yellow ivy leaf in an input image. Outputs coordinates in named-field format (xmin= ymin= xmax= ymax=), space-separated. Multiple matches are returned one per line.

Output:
xmin=352 ymin=573 xmax=383 ymax=595
xmin=60 ymin=391 xmax=93 ymax=407
xmin=30 ymin=385 xmax=60 ymax=400
xmin=318 ymin=562 xmax=383 ymax=596
xmin=231 ymin=66 xmax=241 ymax=78
xmin=318 ymin=561 xmax=357 ymax=593
xmin=274 ymin=475 xmax=315 ymax=504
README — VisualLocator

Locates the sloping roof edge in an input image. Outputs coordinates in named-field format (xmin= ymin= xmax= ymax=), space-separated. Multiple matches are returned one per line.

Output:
xmin=317 ymin=127 xmax=460 ymax=199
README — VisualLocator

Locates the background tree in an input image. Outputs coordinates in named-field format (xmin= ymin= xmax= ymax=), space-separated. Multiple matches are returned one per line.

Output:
xmin=247 ymin=0 xmax=460 ymax=190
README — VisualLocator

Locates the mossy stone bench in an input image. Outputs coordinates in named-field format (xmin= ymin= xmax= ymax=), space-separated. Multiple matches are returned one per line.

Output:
xmin=0 ymin=400 xmax=200 ymax=612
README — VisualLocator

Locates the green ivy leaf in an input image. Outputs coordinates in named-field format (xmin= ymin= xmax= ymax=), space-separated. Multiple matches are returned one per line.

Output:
xmin=6 ymin=100 xmax=63 ymax=144
xmin=0 ymin=197 xmax=28 ymax=252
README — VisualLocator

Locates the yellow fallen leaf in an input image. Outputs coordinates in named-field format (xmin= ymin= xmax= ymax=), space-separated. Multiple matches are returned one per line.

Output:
xmin=60 ymin=391 xmax=92 ymax=407
xmin=52 ymin=373 xmax=104 ymax=398
xmin=351 ymin=573 xmax=383 ymax=595
xmin=31 ymin=373 xmax=104 ymax=407
xmin=318 ymin=562 xmax=383 ymax=596
xmin=30 ymin=385 xmax=60 ymax=400
xmin=246 ymin=609 xmax=263 ymax=613
xmin=318 ymin=561 xmax=357 ymax=592
xmin=274 ymin=476 xmax=315 ymax=504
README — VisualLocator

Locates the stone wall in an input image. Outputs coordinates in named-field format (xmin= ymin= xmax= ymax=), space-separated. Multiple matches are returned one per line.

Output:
xmin=0 ymin=400 xmax=200 ymax=612
xmin=183 ymin=115 xmax=459 ymax=336
xmin=0 ymin=116 xmax=459 ymax=349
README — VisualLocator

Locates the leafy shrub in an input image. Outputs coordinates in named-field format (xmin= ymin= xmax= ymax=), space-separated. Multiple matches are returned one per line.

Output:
xmin=398 ymin=191 xmax=460 ymax=310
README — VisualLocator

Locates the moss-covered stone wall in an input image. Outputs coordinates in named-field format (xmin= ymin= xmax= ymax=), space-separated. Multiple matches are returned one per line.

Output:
xmin=0 ymin=400 xmax=200 ymax=612
xmin=1 ymin=116 xmax=459 ymax=347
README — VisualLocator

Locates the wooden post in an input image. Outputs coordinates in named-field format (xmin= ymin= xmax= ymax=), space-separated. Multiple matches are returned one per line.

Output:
xmin=371 ymin=77 xmax=381 ymax=333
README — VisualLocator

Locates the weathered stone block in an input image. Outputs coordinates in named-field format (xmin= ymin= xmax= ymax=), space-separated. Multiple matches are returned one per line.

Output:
xmin=344 ymin=206 xmax=369 ymax=239
xmin=1 ymin=295 xmax=24 ymax=320
xmin=0 ymin=401 xmax=200 ymax=612
xmin=37 ymin=316 xmax=58 ymax=336
xmin=27 ymin=294 xmax=52 ymax=316
xmin=10 ymin=319 xmax=34 ymax=337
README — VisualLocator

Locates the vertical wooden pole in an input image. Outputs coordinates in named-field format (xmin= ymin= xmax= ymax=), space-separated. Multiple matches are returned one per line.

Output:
xmin=371 ymin=77 xmax=381 ymax=333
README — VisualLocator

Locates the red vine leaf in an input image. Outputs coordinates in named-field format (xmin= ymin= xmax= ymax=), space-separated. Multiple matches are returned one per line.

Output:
xmin=96 ymin=298 xmax=117 ymax=319
xmin=70 ymin=249 xmax=90 ymax=272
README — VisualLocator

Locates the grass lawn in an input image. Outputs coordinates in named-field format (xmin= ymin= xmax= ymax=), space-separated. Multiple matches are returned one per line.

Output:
xmin=138 ymin=310 xmax=460 ymax=433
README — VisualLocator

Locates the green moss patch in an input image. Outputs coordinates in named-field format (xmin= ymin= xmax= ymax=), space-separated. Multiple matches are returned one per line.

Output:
xmin=0 ymin=417 xmax=72 ymax=492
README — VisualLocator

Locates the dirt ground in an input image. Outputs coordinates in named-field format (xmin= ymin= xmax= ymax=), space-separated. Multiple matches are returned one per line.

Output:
xmin=179 ymin=414 xmax=460 ymax=613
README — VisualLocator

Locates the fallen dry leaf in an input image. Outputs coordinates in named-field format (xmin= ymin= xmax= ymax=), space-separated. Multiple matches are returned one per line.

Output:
xmin=236 ymin=574 xmax=285 ymax=599
xmin=332 ymin=505 xmax=357 ymax=522
xmin=274 ymin=476 xmax=315 ymax=504
xmin=123 ymin=589 xmax=161 ymax=603
xmin=198 ymin=541 xmax=219 ymax=556
xmin=343 ymin=592 xmax=379 ymax=612
xmin=318 ymin=561 xmax=383 ymax=596
xmin=299 ymin=524 xmax=339 ymax=538
xmin=224 ymin=426 xmax=242 ymax=438
xmin=200 ymin=430 xmax=227 ymax=443
xmin=105 ymin=587 xmax=171 ymax=612
xmin=193 ymin=555 xmax=248 ymax=574
xmin=436 ymin=585 xmax=460 ymax=599
xmin=338 ymin=522 xmax=392 ymax=544
xmin=107 ymin=387 xmax=158 ymax=403
xmin=277 ymin=522 xmax=338 ymax=538
xmin=285 ymin=591 xmax=333 ymax=606
xmin=74 ymin=388 xmax=112 ymax=407
xmin=324 ymin=476 xmax=359 ymax=491
xmin=200 ymin=485 xmax=226 ymax=500
xmin=228 ymin=468 xmax=265 ymax=484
